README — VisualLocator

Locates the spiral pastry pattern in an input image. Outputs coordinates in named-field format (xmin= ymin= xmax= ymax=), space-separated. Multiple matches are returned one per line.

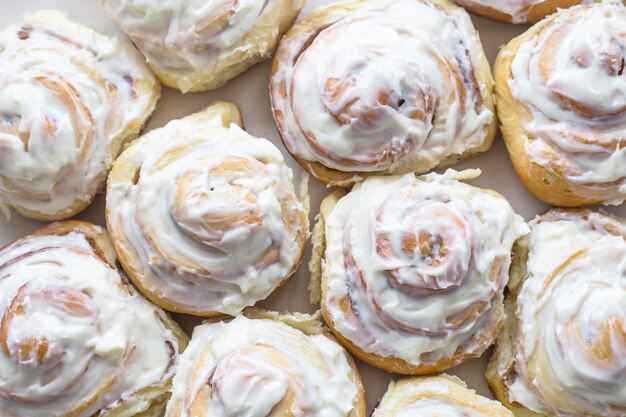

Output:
xmin=314 ymin=170 xmax=528 ymax=374
xmin=269 ymin=0 xmax=495 ymax=186
xmin=373 ymin=375 xmax=513 ymax=417
xmin=0 ymin=221 xmax=187 ymax=417
xmin=106 ymin=102 xmax=309 ymax=316
xmin=488 ymin=209 xmax=626 ymax=417
xmin=454 ymin=0 xmax=580 ymax=24
xmin=496 ymin=1 xmax=626 ymax=206
xmin=165 ymin=313 xmax=365 ymax=417
xmin=99 ymin=0 xmax=304 ymax=93
xmin=0 ymin=10 xmax=159 ymax=221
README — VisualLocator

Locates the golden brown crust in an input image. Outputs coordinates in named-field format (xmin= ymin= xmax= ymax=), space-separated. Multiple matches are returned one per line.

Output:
xmin=103 ymin=0 xmax=304 ymax=93
xmin=458 ymin=0 xmax=580 ymax=24
xmin=494 ymin=10 xmax=618 ymax=207
xmin=0 ymin=220 xmax=189 ymax=417
xmin=313 ymin=186 xmax=506 ymax=375
xmin=374 ymin=374 xmax=514 ymax=417
xmin=0 ymin=10 xmax=160 ymax=222
xmin=486 ymin=208 xmax=626 ymax=417
xmin=107 ymin=101 xmax=308 ymax=316
xmin=269 ymin=0 xmax=496 ymax=187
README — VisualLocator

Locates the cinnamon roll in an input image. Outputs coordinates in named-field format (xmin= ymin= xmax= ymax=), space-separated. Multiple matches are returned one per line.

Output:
xmin=310 ymin=169 xmax=528 ymax=374
xmin=99 ymin=0 xmax=304 ymax=93
xmin=487 ymin=209 xmax=626 ymax=417
xmin=454 ymin=0 xmax=580 ymax=24
xmin=374 ymin=375 xmax=513 ymax=417
xmin=165 ymin=310 xmax=365 ymax=417
xmin=0 ymin=221 xmax=188 ymax=417
xmin=0 ymin=10 xmax=159 ymax=221
xmin=106 ymin=102 xmax=309 ymax=317
xmin=495 ymin=1 xmax=626 ymax=206
xmin=269 ymin=0 xmax=496 ymax=186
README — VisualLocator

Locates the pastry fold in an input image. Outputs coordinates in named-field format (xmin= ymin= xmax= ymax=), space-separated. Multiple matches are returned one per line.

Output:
xmin=0 ymin=221 xmax=188 ymax=417
xmin=106 ymin=102 xmax=309 ymax=316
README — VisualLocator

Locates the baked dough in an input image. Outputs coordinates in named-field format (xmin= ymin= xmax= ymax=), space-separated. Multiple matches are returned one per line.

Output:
xmin=270 ymin=0 xmax=496 ymax=186
xmin=495 ymin=1 xmax=626 ymax=206
xmin=106 ymin=102 xmax=309 ymax=316
xmin=487 ymin=209 xmax=626 ymax=417
xmin=165 ymin=310 xmax=366 ymax=417
xmin=99 ymin=0 xmax=304 ymax=93
xmin=0 ymin=10 xmax=159 ymax=221
xmin=0 ymin=221 xmax=188 ymax=417
xmin=311 ymin=169 xmax=528 ymax=374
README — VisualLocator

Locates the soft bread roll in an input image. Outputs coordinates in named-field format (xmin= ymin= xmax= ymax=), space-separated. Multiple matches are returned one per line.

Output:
xmin=165 ymin=310 xmax=366 ymax=417
xmin=99 ymin=0 xmax=304 ymax=93
xmin=270 ymin=0 xmax=496 ymax=186
xmin=494 ymin=1 xmax=626 ymax=206
xmin=0 ymin=221 xmax=188 ymax=417
xmin=454 ymin=0 xmax=580 ymax=24
xmin=311 ymin=169 xmax=528 ymax=374
xmin=106 ymin=102 xmax=309 ymax=316
xmin=0 ymin=10 xmax=159 ymax=221
xmin=374 ymin=375 xmax=513 ymax=417
xmin=487 ymin=209 xmax=626 ymax=417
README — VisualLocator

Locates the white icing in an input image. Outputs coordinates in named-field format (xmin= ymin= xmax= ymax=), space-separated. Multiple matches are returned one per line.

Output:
xmin=454 ymin=0 xmax=544 ymax=23
xmin=99 ymin=0 xmax=302 ymax=92
xmin=509 ymin=210 xmax=626 ymax=416
xmin=373 ymin=377 xmax=508 ymax=417
xmin=0 ymin=10 xmax=158 ymax=219
xmin=106 ymin=109 xmax=309 ymax=316
xmin=395 ymin=399 xmax=485 ymax=417
xmin=322 ymin=170 xmax=528 ymax=365
xmin=270 ymin=0 xmax=493 ymax=175
xmin=508 ymin=2 xmax=626 ymax=202
xmin=0 ymin=228 xmax=179 ymax=417
xmin=166 ymin=315 xmax=360 ymax=417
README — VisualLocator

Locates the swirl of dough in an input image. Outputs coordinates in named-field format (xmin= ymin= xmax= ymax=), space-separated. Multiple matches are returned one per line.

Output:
xmin=313 ymin=170 xmax=528 ymax=374
xmin=270 ymin=0 xmax=495 ymax=186
xmin=453 ymin=0 xmax=580 ymax=24
xmin=106 ymin=102 xmax=309 ymax=316
xmin=165 ymin=313 xmax=365 ymax=417
xmin=496 ymin=1 xmax=626 ymax=206
xmin=0 ymin=10 xmax=159 ymax=221
xmin=0 ymin=221 xmax=187 ymax=417
xmin=373 ymin=375 xmax=513 ymax=417
xmin=99 ymin=0 xmax=304 ymax=93
xmin=489 ymin=209 xmax=626 ymax=417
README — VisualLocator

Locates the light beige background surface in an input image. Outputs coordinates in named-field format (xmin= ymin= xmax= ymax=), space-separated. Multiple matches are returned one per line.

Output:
xmin=0 ymin=1 xmax=621 ymax=414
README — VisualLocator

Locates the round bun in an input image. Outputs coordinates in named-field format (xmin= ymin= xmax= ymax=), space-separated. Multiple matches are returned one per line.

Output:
xmin=454 ymin=0 xmax=580 ymax=24
xmin=165 ymin=310 xmax=366 ymax=417
xmin=0 ymin=10 xmax=159 ymax=221
xmin=0 ymin=220 xmax=188 ymax=417
xmin=374 ymin=374 xmax=513 ymax=417
xmin=99 ymin=0 xmax=304 ymax=93
xmin=495 ymin=1 xmax=626 ymax=206
xmin=106 ymin=102 xmax=309 ymax=316
xmin=487 ymin=209 xmax=626 ymax=417
xmin=270 ymin=0 xmax=496 ymax=186
xmin=311 ymin=169 xmax=528 ymax=374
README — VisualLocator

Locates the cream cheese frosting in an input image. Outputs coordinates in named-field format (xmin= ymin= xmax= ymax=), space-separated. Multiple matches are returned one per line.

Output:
xmin=321 ymin=170 xmax=528 ymax=367
xmin=166 ymin=315 xmax=362 ymax=417
xmin=99 ymin=0 xmax=304 ymax=92
xmin=270 ymin=0 xmax=494 ymax=178
xmin=508 ymin=1 xmax=626 ymax=203
xmin=106 ymin=106 xmax=309 ymax=316
xmin=0 ymin=10 xmax=159 ymax=220
xmin=0 ymin=224 xmax=180 ymax=417
xmin=507 ymin=210 xmax=626 ymax=417
xmin=374 ymin=375 xmax=512 ymax=417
